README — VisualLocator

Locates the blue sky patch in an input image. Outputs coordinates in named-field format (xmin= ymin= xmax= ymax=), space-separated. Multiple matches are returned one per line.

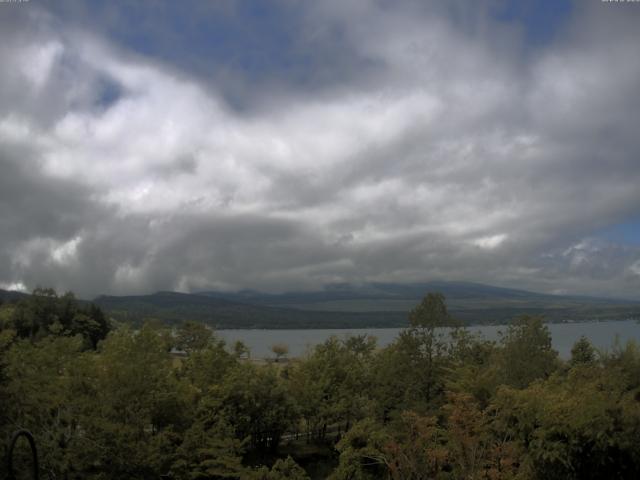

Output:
xmin=597 ymin=217 xmax=640 ymax=245
xmin=492 ymin=0 xmax=573 ymax=47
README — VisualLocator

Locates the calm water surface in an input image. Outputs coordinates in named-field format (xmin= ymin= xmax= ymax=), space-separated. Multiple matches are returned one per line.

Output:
xmin=217 ymin=320 xmax=640 ymax=359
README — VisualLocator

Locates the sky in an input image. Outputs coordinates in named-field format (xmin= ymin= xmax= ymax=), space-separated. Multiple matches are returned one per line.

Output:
xmin=1 ymin=0 xmax=639 ymax=300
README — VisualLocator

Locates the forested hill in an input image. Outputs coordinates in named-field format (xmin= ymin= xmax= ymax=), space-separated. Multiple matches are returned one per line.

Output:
xmin=0 ymin=288 xmax=30 ymax=302
xmin=93 ymin=291 xmax=406 ymax=329
xmin=92 ymin=282 xmax=640 ymax=329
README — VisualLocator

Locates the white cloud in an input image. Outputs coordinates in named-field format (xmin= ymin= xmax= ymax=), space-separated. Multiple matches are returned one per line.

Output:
xmin=0 ymin=2 xmax=639 ymax=299
xmin=472 ymin=234 xmax=507 ymax=250
xmin=19 ymin=40 xmax=63 ymax=90
xmin=0 ymin=115 xmax=33 ymax=142
xmin=50 ymin=236 xmax=82 ymax=264
xmin=0 ymin=281 xmax=27 ymax=292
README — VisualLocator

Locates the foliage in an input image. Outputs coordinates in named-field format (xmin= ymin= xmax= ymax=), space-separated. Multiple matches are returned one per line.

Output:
xmin=290 ymin=335 xmax=375 ymax=442
xmin=248 ymin=456 xmax=310 ymax=480
xmin=0 ymin=288 xmax=110 ymax=349
xmin=176 ymin=320 xmax=214 ymax=353
xmin=408 ymin=292 xmax=455 ymax=330
xmin=204 ymin=363 xmax=297 ymax=453
xmin=179 ymin=339 xmax=237 ymax=394
xmin=2 ymin=290 xmax=640 ymax=479
xmin=171 ymin=418 xmax=245 ymax=479
xmin=498 ymin=315 xmax=559 ymax=388
xmin=370 ymin=322 xmax=452 ymax=419
xmin=92 ymin=284 xmax=640 ymax=328
xmin=271 ymin=343 xmax=289 ymax=361
xmin=232 ymin=340 xmax=250 ymax=359
xmin=570 ymin=335 xmax=596 ymax=367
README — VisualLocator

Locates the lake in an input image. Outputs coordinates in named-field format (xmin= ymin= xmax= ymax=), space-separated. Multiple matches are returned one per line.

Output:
xmin=217 ymin=320 xmax=640 ymax=359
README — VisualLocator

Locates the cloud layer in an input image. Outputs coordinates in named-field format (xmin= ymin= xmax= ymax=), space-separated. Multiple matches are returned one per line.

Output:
xmin=1 ymin=1 xmax=639 ymax=299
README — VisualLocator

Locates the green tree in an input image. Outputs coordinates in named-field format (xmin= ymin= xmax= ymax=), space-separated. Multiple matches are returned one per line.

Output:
xmin=171 ymin=418 xmax=245 ymax=480
xmin=330 ymin=418 xmax=390 ymax=480
xmin=570 ymin=335 xmax=597 ymax=367
xmin=1 ymin=335 xmax=86 ymax=477
xmin=67 ymin=323 xmax=191 ymax=478
xmin=205 ymin=363 xmax=296 ymax=453
xmin=180 ymin=339 xmax=237 ymax=394
xmin=491 ymin=363 xmax=640 ymax=480
xmin=408 ymin=292 xmax=455 ymax=330
xmin=446 ymin=329 xmax=501 ymax=408
xmin=499 ymin=315 xmax=558 ymax=388
xmin=271 ymin=343 xmax=289 ymax=362
xmin=290 ymin=336 xmax=374 ymax=442
xmin=371 ymin=294 xmax=453 ymax=419
xmin=4 ymin=288 xmax=109 ymax=349
xmin=233 ymin=340 xmax=250 ymax=359
xmin=176 ymin=321 xmax=214 ymax=353
xmin=248 ymin=456 xmax=310 ymax=480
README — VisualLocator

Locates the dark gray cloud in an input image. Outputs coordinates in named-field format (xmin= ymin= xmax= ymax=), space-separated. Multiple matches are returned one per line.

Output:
xmin=0 ymin=0 xmax=639 ymax=299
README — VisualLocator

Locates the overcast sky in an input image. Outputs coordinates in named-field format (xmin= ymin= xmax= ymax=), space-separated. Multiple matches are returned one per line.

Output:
xmin=1 ymin=0 xmax=639 ymax=299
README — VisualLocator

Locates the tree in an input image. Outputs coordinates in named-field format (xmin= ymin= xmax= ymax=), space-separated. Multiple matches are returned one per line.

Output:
xmin=70 ymin=313 xmax=103 ymax=350
xmin=3 ymin=288 xmax=109 ymax=349
xmin=180 ymin=340 xmax=237 ymax=393
xmin=385 ymin=411 xmax=451 ymax=479
xmin=171 ymin=418 xmax=245 ymax=480
xmin=176 ymin=321 xmax=214 ymax=353
xmin=248 ymin=456 xmax=310 ymax=480
xmin=290 ymin=336 xmax=375 ymax=442
xmin=408 ymin=292 xmax=455 ymax=330
xmin=442 ymin=392 xmax=520 ymax=479
xmin=1 ymin=336 xmax=84 ymax=476
xmin=205 ymin=363 xmax=296 ymax=453
xmin=491 ymin=361 xmax=640 ymax=480
xmin=343 ymin=334 xmax=377 ymax=357
xmin=67 ymin=323 xmax=191 ymax=478
xmin=233 ymin=340 xmax=250 ymax=359
xmin=570 ymin=336 xmax=596 ymax=367
xmin=333 ymin=412 xmax=450 ymax=480
xmin=271 ymin=343 xmax=289 ymax=362
xmin=447 ymin=329 xmax=501 ymax=408
xmin=83 ymin=303 xmax=110 ymax=349
xmin=499 ymin=315 xmax=558 ymax=388
xmin=370 ymin=294 xmax=455 ymax=418
xmin=330 ymin=419 xmax=390 ymax=480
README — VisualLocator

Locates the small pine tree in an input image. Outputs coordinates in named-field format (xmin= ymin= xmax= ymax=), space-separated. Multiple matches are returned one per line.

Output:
xmin=570 ymin=336 xmax=596 ymax=367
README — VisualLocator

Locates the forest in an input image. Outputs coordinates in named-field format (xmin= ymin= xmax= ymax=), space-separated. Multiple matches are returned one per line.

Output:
xmin=91 ymin=284 xmax=640 ymax=329
xmin=1 ymin=290 xmax=640 ymax=479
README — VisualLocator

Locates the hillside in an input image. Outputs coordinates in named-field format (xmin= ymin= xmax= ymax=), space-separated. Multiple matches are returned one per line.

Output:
xmin=0 ymin=289 xmax=30 ymax=303
xmin=95 ymin=282 xmax=640 ymax=329
xmin=93 ymin=291 xmax=405 ymax=329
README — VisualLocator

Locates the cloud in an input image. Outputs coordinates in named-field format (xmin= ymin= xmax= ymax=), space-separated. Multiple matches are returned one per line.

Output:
xmin=473 ymin=234 xmax=508 ymax=250
xmin=0 ymin=1 xmax=639 ymax=299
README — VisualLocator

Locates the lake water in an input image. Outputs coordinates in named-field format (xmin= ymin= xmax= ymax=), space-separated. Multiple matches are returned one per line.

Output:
xmin=217 ymin=320 xmax=640 ymax=359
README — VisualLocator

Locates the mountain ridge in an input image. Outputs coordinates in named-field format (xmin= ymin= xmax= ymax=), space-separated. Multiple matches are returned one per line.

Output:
xmin=95 ymin=281 xmax=640 ymax=329
xmin=4 ymin=283 xmax=639 ymax=329
xmin=195 ymin=281 xmax=640 ymax=307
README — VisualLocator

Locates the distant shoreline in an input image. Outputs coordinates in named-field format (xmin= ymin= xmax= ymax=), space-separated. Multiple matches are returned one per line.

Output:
xmin=211 ymin=317 xmax=639 ymax=330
